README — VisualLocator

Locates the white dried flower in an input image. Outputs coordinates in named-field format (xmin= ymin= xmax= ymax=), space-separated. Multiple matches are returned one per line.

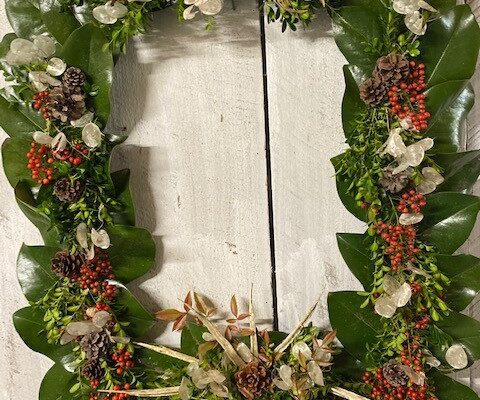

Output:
xmin=307 ymin=360 xmax=324 ymax=386
xmin=236 ymin=342 xmax=254 ymax=363
xmin=291 ymin=341 xmax=312 ymax=361
xmin=82 ymin=122 xmax=102 ymax=148
xmin=375 ymin=276 xmax=412 ymax=318
xmin=273 ymin=364 xmax=293 ymax=390
xmin=76 ymin=223 xmax=89 ymax=249
xmin=28 ymin=71 xmax=61 ymax=91
xmin=183 ymin=0 xmax=223 ymax=20
xmin=46 ymin=57 xmax=67 ymax=76
xmin=33 ymin=36 xmax=56 ymax=58
xmin=92 ymin=310 xmax=111 ymax=327
xmin=446 ymin=344 xmax=468 ymax=369
xmin=393 ymin=0 xmax=437 ymax=35
xmin=51 ymin=131 xmax=67 ymax=153
xmin=32 ymin=131 xmax=53 ymax=145
xmin=179 ymin=377 xmax=192 ymax=400
xmin=417 ymin=167 xmax=444 ymax=194
xmin=399 ymin=212 xmax=424 ymax=226
xmin=71 ymin=111 xmax=94 ymax=128
xmin=91 ymin=227 xmax=110 ymax=249
xmin=6 ymin=36 xmax=56 ymax=66
xmin=93 ymin=2 xmax=128 ymax=24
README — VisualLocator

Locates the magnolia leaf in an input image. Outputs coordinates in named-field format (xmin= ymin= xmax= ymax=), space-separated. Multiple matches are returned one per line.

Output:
xmin=13 ymin=306 xmax=76 ymax=369
xmin=110 ymin=169 xmax=135 ymax=226
xmin=38 ymin=0 xmax=80 ymax=44
xmin=39 ymin=363 xmax=85 ymax=400
xmin=2 ymin=135 xmax=36 ymax=187
xmin=5 ymin=0 xmax=47 ymax=39
xmin=181 ymin=323 xmax=208 ymax=357
xmin=418 ymin=192 xmax=480 ymax=254
xmin=434 ymin=150 xmax=480 ymax=193
xmin=336 ymin=233 xmax=373 ymax=289
xmin=327 ymin=291 xmax=382 ymax=364
xmin=60 ymin=24 xmax=113 ymax=125
xmin=16 ymin=244 xmax=59 ymax=302
xmin=429 ymin=370 xmax=480 ymax=400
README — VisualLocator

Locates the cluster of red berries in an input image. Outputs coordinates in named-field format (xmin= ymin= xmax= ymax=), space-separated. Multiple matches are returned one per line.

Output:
xmin=112 ymin=348 xmax=134 ymax=376
xmin=55 ymin=143 xmax=89 ymax=166
xmin=75 ymin=251 xmax=117 ymax=301
xmin=32 ymin=91 xmax=51 ymax=120
xmin=397 ymin=191 xmax=427 ymax=215
xmin=374 ymin=222 xmax=420 ymax=271
xmin=411 ymin=282 xmax=423 ymax=294
xmin=27 ymin=142 xmax=55 ymax=185
xmin=388 ymin=61 xmax=430 ymax=131
xmin=95 ymin=301 xmax=110 ymax=312
xmin=90 ymin=383 xmax=131 ymax=400
xmin=413 ymin=315 xmax=431 ymax=330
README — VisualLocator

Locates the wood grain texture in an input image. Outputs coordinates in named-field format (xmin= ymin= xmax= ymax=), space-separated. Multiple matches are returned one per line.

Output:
xmin=264 ymin=12 xmax=365 ymax=333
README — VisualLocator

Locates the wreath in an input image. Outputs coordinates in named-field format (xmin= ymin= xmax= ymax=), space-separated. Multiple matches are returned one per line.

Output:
xmin=1 ymin=0 xmax=480 ymax=399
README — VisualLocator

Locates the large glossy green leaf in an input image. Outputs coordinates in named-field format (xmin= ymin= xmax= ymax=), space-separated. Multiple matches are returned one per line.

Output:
xmin=327 ymin=291 xmax=382 ymax=364
xmin=331 ymin=6 xmax=385 ymax=76
xmin=181 ymin=323 xmax=208 ymax=357
xmin=137 ymin=347 xmax=186 ymax=371
xmin=2 ymin=135 xmax=36 ymax=187
xmin=337 ymin=233 xmax=372 ymax=289
xmin=425 ymin=83 xmax=474 ymax=153
xmin=0 ymin=97 xmax=43 ymax=138
xmin=330 ymin=351 xmax=366 ymax=382
xmin=111 ymin=169 xmax=135 ymax=226
xmin=434 ymin=150 xmax=480 ymax=193
xmin=436 ymin=254 xmax=480 ymax=312
xmin=17 ymin=244 xmax=59 ymax=302
xmin=15 ymin=181 xmax=60 ymax=246
xmin=110 ymin=281 xmax=155 ymax=337
xmin=341 ymin=65 xmax=368 ymax=140
xmin=5 ymin=0 xmax=47 ymax=39
xmin=107 ymin=225 xmax=156 ymax=283
xmin=39 ymin=363 xmax=83 ymax=400
xmin=430 ymin=370 xmax=480 ymax=400
xmin=13 ymin=306 xmax=76 ymax=369
xmin=61 ymin=24 xmax=113 ymax=125
xmin=331 ymin=154 xmax=368 ymax=222
xmin=418 ymin=192 xmax=480 ymax=254
xmin=38 ymin=0 xmax=80 ymax=44
xmin=421 ymin=5 xmax=480 ymax=88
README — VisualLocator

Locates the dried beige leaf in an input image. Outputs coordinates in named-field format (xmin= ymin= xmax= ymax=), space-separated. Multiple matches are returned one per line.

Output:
xmin=135 ymin=342 xmax=199 ymax=364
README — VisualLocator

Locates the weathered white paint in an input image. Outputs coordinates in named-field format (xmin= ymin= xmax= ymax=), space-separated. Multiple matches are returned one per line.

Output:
xmin=0 ymin=1 xmax=479 ymax=399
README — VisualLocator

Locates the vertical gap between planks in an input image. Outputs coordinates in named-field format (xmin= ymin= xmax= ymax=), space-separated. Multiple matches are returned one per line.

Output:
xmin=259 ymin=6 xmax=279 ymax=331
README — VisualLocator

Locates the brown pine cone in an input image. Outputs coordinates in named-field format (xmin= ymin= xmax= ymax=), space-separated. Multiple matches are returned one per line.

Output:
xmin=47 ymin=84 xmax=85 ymax=123
xmin=359 ymin=75 xmax=388 ymax=107
xmin=374 ymin=52 xmax=410 ymax=87
xmin=82 ymin=358 xmax=104 ymax=380
xmin=62 ymin=67 xmax=86 ymax=89
xmin=379 ymin=167 xmax=411 ymax=194
xmin=51 ymin=250 xmax=84 ymax=278
xmin=80 ymin=330 xmax=112 ymax=359
xmin=235 ymin=362 xmax=271 ymax=399
xmin=53 ymin=177 xmax=85 ymax=203
xmin=382 ymin=361 xmax=409 ymax=387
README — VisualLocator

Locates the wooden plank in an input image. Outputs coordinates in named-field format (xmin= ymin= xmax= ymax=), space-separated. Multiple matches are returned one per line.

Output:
xmin=264 ymin=13 xmax=365 ymax=332
xmin=0 ymin=2 xmax=273 ymax=397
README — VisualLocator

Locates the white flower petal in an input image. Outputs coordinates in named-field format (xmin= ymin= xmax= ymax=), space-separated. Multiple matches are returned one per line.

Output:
xmin=82 ymin=122 xmax=102 ymax=148
xmin=374 ymin=295 xmax=397 ymax=318
xmin=417 ymin=180 xmax=437 ymax=195
xmin=422 ymin=167 xmax=444 ymax=185
xmin=179 ymin=377 xmax=191 ymax=400
xmin=307 ymin=361 xmax=324 ymax=386
xmin=66 ymin=321 xmax=100 ymax=336
xmin=392 ymin=161 xmax=411 ymax=174
xmin=446 ymin=344 xmax=469 ymax=369
xmin=46 ymin=57 xmax=66 ymax=76
xmin=400 ymin=365 xmax=425 ymax=386
xmin=405 ymin=11 xmax=427 ymax=36
xmin=33 ymin=36 xmax=56 ymax=58
xmin=273 ymin=378 xmax=291 ymax=391
xmin=210 ymin=382 xmax=229 ymax=398
xmin=105 ymin=1 xmax=128 ymax=18
xmin=93 ymin=5 xmax=118 ymax=24
xmin=393 ymin=282 xmax=412 ymax=307
xmin=71 ymin=111 xmax=94 ymax=128
xmin=399 ymin=212 xmax=424 ymax=226
xmin=60 ymin=332 xmax=76 ymax=345
xmin=33 ymin=131 xmax=53 ymax=145
xmin=278 ymin=365 xmax=293 ymax=387
xmin=393 ymin=0 xmax=421 ymax=14
xmin=198 ymin=0 xmax=222 ymax=15
xmin=76 ymin=223 xmax=89 ymax=249
xmin=380 ymin=129 xmax=407 ymax=158
xmin=236 ymin=342 xmax=253 ymax=363
xmin=91 ymin=228 xmax=110 ymax=249
xmin=183 ymin=5 xmax=198 ymax=20
xmin=92 ymin=310 xmax=111 ymax=327
xmin=291 ymin=341 xmax=312 ymax=361
xmin=51 ymin=132 xmax=67 ymax=152
xmin=86 ymin=244 xmax=96 ymax=260
xmin=383 ymin=275 xmax=401 ymax=295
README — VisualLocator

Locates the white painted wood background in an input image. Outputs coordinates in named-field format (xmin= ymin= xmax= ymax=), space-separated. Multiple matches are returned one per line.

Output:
xmin=0 ymin=1 xmax=478 ymax=398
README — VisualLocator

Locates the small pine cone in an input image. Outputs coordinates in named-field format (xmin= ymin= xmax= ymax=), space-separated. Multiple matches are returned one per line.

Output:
xmin=53 ymin=177 xmax=85 ymax=203
xmin=82 ymin=358 xmax=104 ymax=380
xmin=374 ymin=52 xmax=410 ymax=87
xmin=235 ymin=362 xmax=271 ymax=399
xmin=47 ymin=84 xmax=85 ymax=123
xmin=80 ymin=330 xmax=112 ymax=359
xmin=62 ymin=67 xmax=86 ymax=89
xmin=51 ymin=250 xmax=84 ymax=278
xmin=359 ymin=75 xmax=388 ymax=107
xmin=382 ymin=361 xmax=409 ymax=387
xmin=379 ymin=167 xmax=411 ymax=193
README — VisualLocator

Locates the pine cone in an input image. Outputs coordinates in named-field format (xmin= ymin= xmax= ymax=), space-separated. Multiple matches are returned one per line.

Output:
xmin=51 ymin=251 xmax=84 ymax=278
xmin=382 ymin=361 xmax=409 ymax=387
xmin=235 ymin=362 xmax=271 ymax=399
xmin=360 ymin=76 xmax=388 ymax=107
xmin=62 ymin=67 xmax=86 ymax=89
xmin=82 ymin=358 xmax=104 ymax=380
xmin=53 ymin=177 xmax=85 ymax=203
xmin=80 ymin=330 xmax=112 ymax=359
xmin=374 ymin=53 xmax=410 ymax=87
xmin=47 ymin=84 xmax=85 ymax=123
xmin=379 ymin=167 xmax=411 ymax=193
